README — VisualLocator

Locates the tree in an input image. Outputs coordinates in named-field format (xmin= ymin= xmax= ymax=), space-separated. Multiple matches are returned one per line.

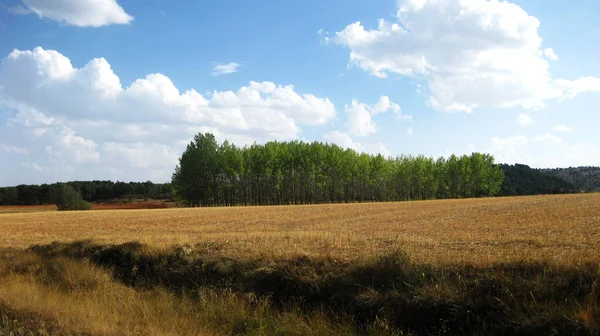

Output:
xmin=172 ymin=133 xmax=220 ymax=206
xmin=55 ymin=184 xmax=92 ymax=211
xmin=170 ymin=132 xmax=506 ymax=207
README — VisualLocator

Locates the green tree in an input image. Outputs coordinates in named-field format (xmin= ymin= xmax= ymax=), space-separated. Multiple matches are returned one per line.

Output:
xmin=172 ymin=133 xmax=220 ymax=206
xmin=55 ymin=184 xmax=92 ymax=211
xmin=171 ymin=133 xmax=506 ymax=207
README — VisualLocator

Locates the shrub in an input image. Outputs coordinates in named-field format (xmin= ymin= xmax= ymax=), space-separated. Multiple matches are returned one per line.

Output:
xmin=55 ymin=184 xmax=92 ymax=211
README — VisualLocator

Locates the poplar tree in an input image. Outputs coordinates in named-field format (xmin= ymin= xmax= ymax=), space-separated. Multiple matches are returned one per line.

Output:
xmin=172 ymin=133 xmax=505 ymax=207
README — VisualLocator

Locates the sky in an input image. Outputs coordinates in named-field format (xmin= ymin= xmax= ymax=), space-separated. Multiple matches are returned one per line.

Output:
xmin=0 ymin=0 xmax=599 ymax=186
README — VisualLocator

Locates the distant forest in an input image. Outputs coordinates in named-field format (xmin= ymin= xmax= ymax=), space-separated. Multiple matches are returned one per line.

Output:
xmin=541 ymin=166 xmax=600 ymax=192
xmin=498 ymin=164 xmax=579 ymax=196
xmin=0 ymin=181 xmax=172 ymax=206
xmin=1 ymin=143 xmax=598 ymax=207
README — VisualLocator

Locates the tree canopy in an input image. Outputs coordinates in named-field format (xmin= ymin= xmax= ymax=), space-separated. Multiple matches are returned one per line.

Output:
xmin=540 ymin=166 xmax=600 ymax=192
xmin=172 ymin=133 xmax=505 ymax=207
xmin=498 ymin=164 xmax=578 ymax=196
xmin=54 ymin=184 xmax=92 ymax=211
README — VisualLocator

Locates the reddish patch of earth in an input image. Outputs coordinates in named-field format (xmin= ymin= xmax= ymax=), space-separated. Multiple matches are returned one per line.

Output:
xmin=92 ymin=202 xmax=170 ymax=210
xmin=0 ymin=200 xmax=174 ymax=212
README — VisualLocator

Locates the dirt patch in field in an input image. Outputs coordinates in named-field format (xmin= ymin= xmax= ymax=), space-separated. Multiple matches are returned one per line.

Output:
xmin=0 ymin=205 xmax=57 ymax=214
xmin=0 ymin=201 xmax=174 ymax=213
xmin=92 ymin=201 xmax=171 ymax=210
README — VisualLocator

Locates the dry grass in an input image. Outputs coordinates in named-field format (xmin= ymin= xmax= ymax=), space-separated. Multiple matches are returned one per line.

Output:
xmin=0 ymin=251 xmax=354 ymax=336
xmin=1 ymin=193 xmax=599 ymax=265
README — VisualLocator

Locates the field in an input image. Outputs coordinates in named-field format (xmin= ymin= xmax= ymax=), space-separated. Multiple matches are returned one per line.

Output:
xmin=1 ymin=194 xmax=599 ymax=335
xmin=1 ymin=193 xmax=599 ymax=265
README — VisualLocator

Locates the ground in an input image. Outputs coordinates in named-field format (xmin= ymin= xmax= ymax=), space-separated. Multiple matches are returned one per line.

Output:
xmin=1 ymin=193 xmax=599 ymax=265
xmin=1 ymin=194 xmax=599 ymax=335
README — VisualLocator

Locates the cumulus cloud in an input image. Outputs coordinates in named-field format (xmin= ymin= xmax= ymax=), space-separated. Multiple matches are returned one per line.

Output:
xmin=14 ymin=0 xmax=133 ymax=27
xmin=554 ymin=125 xmax=574 ymax=133
xmin=490 ymin=133 xmax=600 ymax=168
xmin=323 ymin=131 xmax=391 ymax=157
xmin=517 ymin=113 xmax=533 ymax=127
xmin=0 ymin=47 xmax=337 ymax=183
xmin=345 ymin=96 xmax=409 ymax=136
xmin=563 ymin=144 xmax=600 ymax=167
xmin=490 ymin=133 xmax=567 ymax=167
xmin=544 ymin=48 xmax=559 ymax=61
xmin=330 ymin=0 xmax=600 ymax=112
xmin=212 ymin=62 xmax=241 ymax=76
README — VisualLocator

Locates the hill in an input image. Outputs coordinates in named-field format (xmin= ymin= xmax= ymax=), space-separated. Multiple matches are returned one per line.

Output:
xmin=541 ymin=166 xmax=600 ymax=192
xmin=498 ymin=164 xmax=578 ymax=196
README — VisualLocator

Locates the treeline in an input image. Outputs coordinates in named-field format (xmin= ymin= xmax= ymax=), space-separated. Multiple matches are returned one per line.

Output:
xmin=498 ymin=164 xmax=578 ymax=196
xmin=0 ymin=181 xmax=172 ymax=206
xmin=541 ymin=166 xmax=600 ymax=192
xmin=172 ymin=133 xmax=505 ymax=206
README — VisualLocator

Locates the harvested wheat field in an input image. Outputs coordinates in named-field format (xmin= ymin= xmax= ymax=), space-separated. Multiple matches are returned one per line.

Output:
xmin=1 ymin=193 xmax=599 ymax=265
xmin=2 ymin=194 xmax=600 ymax=335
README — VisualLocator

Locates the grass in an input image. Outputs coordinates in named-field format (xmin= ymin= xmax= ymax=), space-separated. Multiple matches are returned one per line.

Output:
xmin=0 ymin=249 xmax=356 ymax=336
xmin=2 ymin=241 xmax=598 ymax=335
xmin=1 ymin=193 xmax=599 ymax=335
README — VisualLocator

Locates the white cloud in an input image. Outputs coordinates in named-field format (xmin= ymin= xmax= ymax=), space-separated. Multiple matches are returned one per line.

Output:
xmin=406 ymin=128 xmax=413 ymax=136
xmin=552 ymin=77 xmax=600 ymax=100
xmin=212 ymin=62 xmax=241 ymax=76
xmin=1 ymin=143 xmax=29 ymax=155
xmin=489 ymin=133 xmax=573 ymax=167
xmin=517 ymin=113 xmax=533 ymax=127
xmin=345 ymin=100 xmax=377 ymax=136
xmin=324 ymin=131 xmax=361 ymax=151
xmin=544 ymin=48 xmax=558 ymax=61
xmin=0 ymin=47 xmax=337 ymax=183
xmin=54 ymin=127 xmax=100 ymax=164
xmin=15 ymin=0 xmax=133 ymax=27
xmin=0 ymin=48 xmax=336 ymax=137
xmin=330 ymin=0 xmax=600 ymax=112
xmin=102 ymin=142 xmax=177 ymax=170
xmin=563 ymin=144 xmax=600 ymax=167
xmin=323 ymin=131 xmax=391 ymax=156
xmin=532 ymin=133 xmax=563 ymax=144
xmin=345 ymin=96 xmax=409 ymax=136
xmin=554 ymin=125 xmax=574 ymax=132
xmin=22 ymin=162 xmax=47 ymax=172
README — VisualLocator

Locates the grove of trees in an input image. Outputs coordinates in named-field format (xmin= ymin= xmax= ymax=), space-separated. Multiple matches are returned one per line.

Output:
xmin=172 ymin=133 xmax=505 ymax=207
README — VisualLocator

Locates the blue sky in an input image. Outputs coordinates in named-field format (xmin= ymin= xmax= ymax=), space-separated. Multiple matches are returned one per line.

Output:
xmin=0 ymin=0 xmax=599 ymax=186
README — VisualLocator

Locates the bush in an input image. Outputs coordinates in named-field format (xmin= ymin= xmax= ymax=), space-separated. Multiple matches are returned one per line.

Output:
xmin=55 ymin=184 xmax=92 ymax=211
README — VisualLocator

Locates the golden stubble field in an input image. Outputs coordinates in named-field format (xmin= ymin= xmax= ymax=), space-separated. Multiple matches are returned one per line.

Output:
xmin=1 ymin=193 xmax=599 ymax=265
